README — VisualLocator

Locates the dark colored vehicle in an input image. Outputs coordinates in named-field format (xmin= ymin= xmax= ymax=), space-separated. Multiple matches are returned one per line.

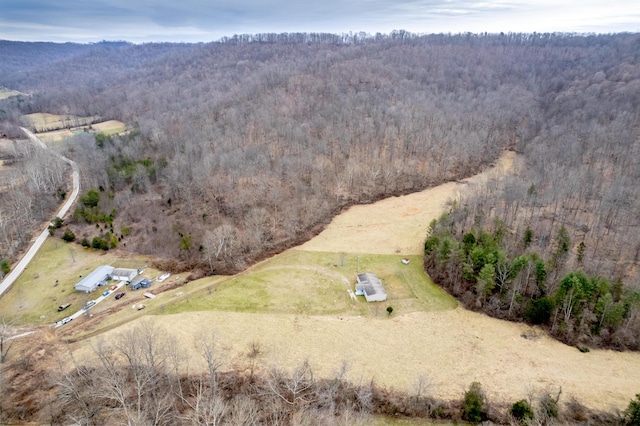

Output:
xmin=57 ymin=303 xmax=71 ymax=312
xmin=115 ymin=292 xmax=126 ymax=300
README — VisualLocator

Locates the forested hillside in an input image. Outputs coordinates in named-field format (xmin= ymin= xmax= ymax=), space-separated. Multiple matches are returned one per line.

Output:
xmin=422 ymin=33 xmax=640 ymax=349
xmin=1 ymin=33 xmax=639 ymax=298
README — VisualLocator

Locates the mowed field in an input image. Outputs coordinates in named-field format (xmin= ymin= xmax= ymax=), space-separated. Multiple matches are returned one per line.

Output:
xmin=62 ymin=150 xmax=640 ymax=412
xmin=0 ymin=87 xmax=24 ymax=99
xmin=21 ymin=113 xmax=126 ymax=143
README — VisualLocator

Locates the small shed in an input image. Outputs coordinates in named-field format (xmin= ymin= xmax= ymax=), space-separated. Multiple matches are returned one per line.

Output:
xmin=111 ymin=268 xmax=138 ymax=282
xmin=75 ymin=265 xmax=114 ymax=293
xmin=354 ymin=273 xmax=387 ymax=302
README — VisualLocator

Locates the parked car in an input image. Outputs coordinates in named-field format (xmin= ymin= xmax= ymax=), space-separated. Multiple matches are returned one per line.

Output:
xmin=61 ymin=317 xmax=72 ymax=324
xmin=136 ymin=304 xmax=146 ymax=310
xmin=110 ymin=285 xmax=118 ymax=291
xmin=84 ymin=300 xmax=96 ymax=310
xmin=57 ymin=303 xmax=71 ymax=312
xmin=102 ymin=290 xmax=110 ymax=297
xmin=115 ymin=292 xmax=125 ymax=300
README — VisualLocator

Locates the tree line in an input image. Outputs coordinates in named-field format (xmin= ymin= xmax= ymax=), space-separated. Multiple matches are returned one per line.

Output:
xmin=422 ymin=30 xmax=640 ymax=350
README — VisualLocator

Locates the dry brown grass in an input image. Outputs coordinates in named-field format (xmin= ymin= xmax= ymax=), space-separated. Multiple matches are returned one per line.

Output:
xmin=34 ymin=119 xmax=126 ymax=143
xmin=299 ymin=151 xmax=516 ymax=255
xmin=0 ymin=87 xmax=25 ymax=99
xmin=90 ymin=120 xmax=126 ymax=134
xmin=23 ymin=113 xmax=98 ymax=132
xmin=68 ymin=151 xmax=640 ymax=412
xmin=74 ymin=308 xmax=639 ymax=412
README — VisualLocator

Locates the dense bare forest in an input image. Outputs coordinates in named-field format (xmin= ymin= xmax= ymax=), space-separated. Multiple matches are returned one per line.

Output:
xmin=421 ymin=33 xmax=640 ymax=349
xmin=1 ymin=32 xmax=639 ymax=334
xmin=2 ymin=31 xmax=640 ymax=425
xmin=1 ymin=32 xmax=540 ymax=275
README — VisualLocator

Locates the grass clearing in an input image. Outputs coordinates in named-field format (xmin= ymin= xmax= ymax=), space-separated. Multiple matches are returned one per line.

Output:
xmin=160 ymin=250 xmax=456 ymax=317
xmin=34 ymin=119 xmax=127 ymax=144
xmin=0 ymin=238 xmax=149 ymax=325
xmin=0 ymin=87 xmax=25 ymax=99
xmin=23 ymin=113 xmax=99 ymax=132
xmin=91 ymin=120 xmax=127 ymax=135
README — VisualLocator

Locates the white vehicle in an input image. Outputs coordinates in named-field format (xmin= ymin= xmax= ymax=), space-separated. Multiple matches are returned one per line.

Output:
xmin=84 ymin=300 xmax=96 ymax=310
xmin=61 ymin=317 xmax=72 ymax=324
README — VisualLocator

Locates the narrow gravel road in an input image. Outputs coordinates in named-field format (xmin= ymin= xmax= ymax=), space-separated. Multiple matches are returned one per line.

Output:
xmin=0 ymin=128 xmax=80 ymax=298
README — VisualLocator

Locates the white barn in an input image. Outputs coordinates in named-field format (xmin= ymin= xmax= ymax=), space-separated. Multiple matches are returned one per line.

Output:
xmin=111 ymin=268 xmax=138 ymax=282
xmin=354 ymin=273 xmax=387 ymax=302
xmin=75 ymin=265 xmax=114 ymax=293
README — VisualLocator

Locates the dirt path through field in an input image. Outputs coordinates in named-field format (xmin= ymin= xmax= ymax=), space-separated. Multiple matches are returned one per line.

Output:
xmin=76 ymin=150 xmax=640 ymax=412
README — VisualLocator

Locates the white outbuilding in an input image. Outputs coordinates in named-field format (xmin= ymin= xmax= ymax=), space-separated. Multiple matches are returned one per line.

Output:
xmin=111 ymin=268 xmax=138 ymax=282
xmin=354 ymin=273 xmax=387 ymax=302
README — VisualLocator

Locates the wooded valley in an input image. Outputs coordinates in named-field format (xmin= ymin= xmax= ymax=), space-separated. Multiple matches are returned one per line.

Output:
xmin=2 ymin=31 xmax=640 ymax=425
xmin=1 ymin=32 xmax=639 ymax=346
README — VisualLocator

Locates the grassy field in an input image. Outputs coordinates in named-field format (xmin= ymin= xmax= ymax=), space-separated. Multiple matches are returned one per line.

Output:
xmin=20 ymin=113 xmax=126 ymax=145
xmin=162 ymin=250 xmax=455 ymax=317
xmin=0 ymin=87 xmax=25 ymax=99
xmin=0 ymin=239 xmax=151 ymax=325
xmin=2 ymin=238 xmax=454 ymax=334
xmin=34 ymin=119 xmax=127 ymax=144
xmin=23 ymin=112 xmax=99 ymax=132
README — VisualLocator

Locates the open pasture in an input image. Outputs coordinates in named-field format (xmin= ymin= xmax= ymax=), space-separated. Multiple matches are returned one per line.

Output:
xmin=23 ymin=112 xmax=99 ymax=132
xmin=33 ymin=118 xmax=127 ymax=143
xmin=161 ymin=250 xmax=455 ymax=317
xmin=0 ymin=87 xmax=25 ymax=99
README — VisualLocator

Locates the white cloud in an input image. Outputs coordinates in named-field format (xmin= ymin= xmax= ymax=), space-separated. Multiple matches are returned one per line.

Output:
xmin=0 ymin=0 xmax=638 ymax=43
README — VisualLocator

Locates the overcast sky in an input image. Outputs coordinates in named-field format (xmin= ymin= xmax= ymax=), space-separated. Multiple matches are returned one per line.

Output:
xmin=1 ymin=0 xmax=639 ymax=43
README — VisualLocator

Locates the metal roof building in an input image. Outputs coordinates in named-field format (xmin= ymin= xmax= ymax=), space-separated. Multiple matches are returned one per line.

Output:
xmin=111 ymin=268 xmax=138 ymax=282
xmin=354 ymin=273 xmax=387 ymax=302
xmin=75 ymin=265 xmax=114 ymax=293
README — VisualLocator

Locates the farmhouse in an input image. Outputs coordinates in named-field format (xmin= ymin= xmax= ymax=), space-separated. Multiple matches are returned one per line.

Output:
xmin=111 ymin=268 xmax=138 ymax=282
xmin=75 ymin=265 xmax=114 ymax=293
xmin=130 ymin=277 xmax=152 ymax=291
xmin=354 ymin=273 xmax=387 ymax=302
